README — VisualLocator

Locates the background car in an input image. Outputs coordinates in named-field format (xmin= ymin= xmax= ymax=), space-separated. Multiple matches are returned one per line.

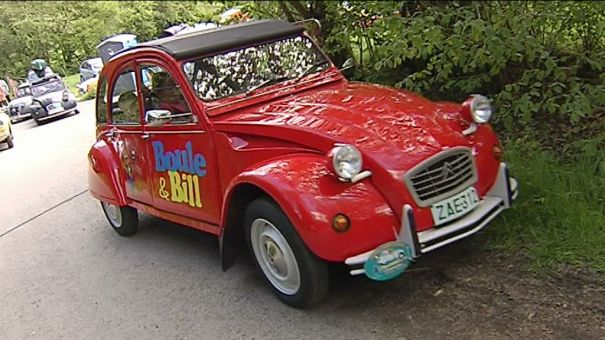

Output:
xmin=79 ymin=57 xmax=103 ymax=82
xmin=7 ymin=83 xmax=33 ymax=123
xmin=0 ymin=109 xmax=14 ymax=149
xmin=24 ymin=75 xmax=79 ymax=125
xmin=76 ymin=76 xmax=98 ymax=95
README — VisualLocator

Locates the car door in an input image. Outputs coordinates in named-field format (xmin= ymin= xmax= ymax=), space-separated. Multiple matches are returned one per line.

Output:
xmin=136 ymin=60 xmax=221 ymax=225
xmin=106 ymin=64 xmax=154 ymax=205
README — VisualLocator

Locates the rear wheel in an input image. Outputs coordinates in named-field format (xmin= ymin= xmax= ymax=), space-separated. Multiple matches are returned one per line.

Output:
xmin=245 ymin=197 xmax=329 ymax=308
xmin=100 ymin=201 xmax=139 ymax=236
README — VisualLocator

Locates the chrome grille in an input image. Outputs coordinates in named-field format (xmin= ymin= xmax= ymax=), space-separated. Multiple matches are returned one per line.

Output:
xmin=404 ymin=147 xmax=477 ymax=207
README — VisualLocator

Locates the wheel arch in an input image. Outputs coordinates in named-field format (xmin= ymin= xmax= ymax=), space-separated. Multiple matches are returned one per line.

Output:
xmin=219 ymin=154 xmax=399 ymax=270
xmin=88 ymin=139 xmax=129 ymax=206
xmin=219 ymin=182 xmax=272 ymax=271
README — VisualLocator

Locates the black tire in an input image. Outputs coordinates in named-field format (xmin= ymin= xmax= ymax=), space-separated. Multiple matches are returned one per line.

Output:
xmin=34 ymin=119 xmax=43 ymax=126
xmin=244 ymin=197 xmax=329 ymax=308
xmin=100 ymin=202 xmax=139 ymax=236
xmin=6 ymin=134 xmax=13 ymax=148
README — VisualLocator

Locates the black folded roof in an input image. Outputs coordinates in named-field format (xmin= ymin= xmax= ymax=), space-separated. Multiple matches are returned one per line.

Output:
xmin=140 ymin=20 xmax=305 ymax=60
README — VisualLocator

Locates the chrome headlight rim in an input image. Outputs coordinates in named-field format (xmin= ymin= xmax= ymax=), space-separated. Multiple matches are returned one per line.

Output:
xmin=330 ymin=144 xmax=363 ymax=181
xmin=469 ymin=94 xmax=492 ymax=124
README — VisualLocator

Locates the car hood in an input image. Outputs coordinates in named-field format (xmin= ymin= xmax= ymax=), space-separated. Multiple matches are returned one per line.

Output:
xmin=9 ymin=96 xmax=32 ymax=106
xmin=35 ymin=91 xmax=64 ymax=103
xmin=216 ymin=82 xmax=469 ymax=171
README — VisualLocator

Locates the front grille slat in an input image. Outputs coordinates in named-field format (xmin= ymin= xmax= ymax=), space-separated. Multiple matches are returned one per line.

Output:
xmin=412 ymin=158 xmax=472 ymax=186
xmin=404 ymin=147 xmax=478 ymax=207
xmin=417 ymin=173 xmax=473 ymax=199
xmin=410 ymin=154 xmax=469 ymax=181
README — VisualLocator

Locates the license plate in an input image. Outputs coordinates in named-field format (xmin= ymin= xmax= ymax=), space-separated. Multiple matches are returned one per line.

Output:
xmin=47 ymin=104 xmax=62 ymax=114
xmin=431 ymin=186 xmax=479 ymax=226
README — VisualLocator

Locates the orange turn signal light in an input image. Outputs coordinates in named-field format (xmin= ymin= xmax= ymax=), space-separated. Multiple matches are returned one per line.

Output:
xmin=332 ymin=213 xmax=351 ymax=233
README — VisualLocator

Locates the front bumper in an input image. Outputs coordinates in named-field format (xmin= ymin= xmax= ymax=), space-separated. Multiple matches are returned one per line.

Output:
xmin=32 ymin=100 xmax=78 ymax=121
xmin=9 ymin=108 xmax=31 ymax=123
xmin=345 ymin=162 xmax=518 ymax=277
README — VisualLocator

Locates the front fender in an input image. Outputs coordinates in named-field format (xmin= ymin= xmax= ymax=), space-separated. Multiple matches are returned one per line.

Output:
xmin=223 ymin=153 xmax=400 ymax=262
xmin=88 ymin=139 xmax=128 ymax=206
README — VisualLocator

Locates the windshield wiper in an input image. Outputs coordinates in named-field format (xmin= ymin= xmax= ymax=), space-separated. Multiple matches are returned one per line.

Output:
xmin=295 ymin=60 xmax=330 ymax=81
xmin=245 ymin=76 xmax=289 ymax=96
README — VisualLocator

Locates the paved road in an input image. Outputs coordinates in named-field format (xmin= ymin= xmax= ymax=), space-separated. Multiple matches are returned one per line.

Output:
xmin=1 ymin=101 xmax=602 ymax=340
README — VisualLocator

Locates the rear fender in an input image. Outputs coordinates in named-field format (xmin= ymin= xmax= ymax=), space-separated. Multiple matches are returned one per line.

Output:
xmin=221 ymin=153 xmax=400 ymax=263
xmin=88 ymin=139 xmax=128 ymax=206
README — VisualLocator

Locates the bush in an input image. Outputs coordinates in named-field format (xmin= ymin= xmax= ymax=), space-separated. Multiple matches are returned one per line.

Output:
xmin=334 ymin=1 xmax=605 ymax=148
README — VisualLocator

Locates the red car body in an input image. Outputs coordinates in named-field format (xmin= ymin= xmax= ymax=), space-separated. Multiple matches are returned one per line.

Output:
xmin=88 ymin=20 xmax=517 ymax=306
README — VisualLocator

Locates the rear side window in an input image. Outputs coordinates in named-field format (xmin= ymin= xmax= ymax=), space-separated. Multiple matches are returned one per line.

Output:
xmin=95 ymin=76 xmax=107 ymax=124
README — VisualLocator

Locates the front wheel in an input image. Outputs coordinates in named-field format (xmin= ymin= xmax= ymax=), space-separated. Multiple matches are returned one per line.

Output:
xmin=100 ymin=201 xmax=139 ymax=236
xmin=6 ymin=134 xmax=13 ymax=148
xmin=245 ymin=198 xmax=329 ymax=308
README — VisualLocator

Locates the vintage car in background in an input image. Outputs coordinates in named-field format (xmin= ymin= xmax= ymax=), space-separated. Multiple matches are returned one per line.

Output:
xmin=24 ymin=75 xmax=79 ymax=125
xmin=0 ymin=109 xmax=14 ymax=149
xmin=8 ymin=83 xmax=33 ymax=123
xmin=88 ymin=20 xmax=518 ymax=307
xmin=77 ymin=76 xmax=98 ymax=95
xmin=79 ymin=57 xmax=103 ymax=82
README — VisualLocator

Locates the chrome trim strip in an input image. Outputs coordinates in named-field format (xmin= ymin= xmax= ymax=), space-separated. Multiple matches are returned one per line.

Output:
xmin=350 ymin=269 xmax=365 ymax=276
xmin=398 ymin=204 xmax=420 ymax=258
xmin=351 ymin=170 xmax=372 ymax=183
xmin=38 ymin=109 xmax=76 ymax=120
xmin=417 ymin=197 xmax=503 ymax=251
xmin=344 ymin=250 xmax=371 ymax=266
xmin=147 ymin=130 xmax=205 ymax=135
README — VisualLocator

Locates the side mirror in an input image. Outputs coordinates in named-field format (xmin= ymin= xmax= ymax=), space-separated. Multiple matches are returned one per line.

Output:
xmin=340 ymin=58 xmax=356 ymax=78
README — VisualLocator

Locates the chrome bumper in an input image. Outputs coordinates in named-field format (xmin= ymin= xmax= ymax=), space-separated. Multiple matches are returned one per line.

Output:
xmin=345 ymin=162 xmax=518 ymax=276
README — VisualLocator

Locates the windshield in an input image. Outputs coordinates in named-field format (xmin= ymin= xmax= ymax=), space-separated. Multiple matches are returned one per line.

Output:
xmin=90 ymin=58 xmax=103 ymax=69
xmin=183 ymin=35 xmax=329 ymax=101
xmin=32 ymin=79 xmax=65 ymax=97
xmin=17 ymin=87 xmax=31 ymax=97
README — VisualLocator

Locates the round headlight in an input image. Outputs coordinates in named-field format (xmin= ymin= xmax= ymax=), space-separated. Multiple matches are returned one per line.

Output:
xmin=330 ymin=144 xmax=363 ymax=180
xmin=470 ymin=95 xmax=492 ymax=123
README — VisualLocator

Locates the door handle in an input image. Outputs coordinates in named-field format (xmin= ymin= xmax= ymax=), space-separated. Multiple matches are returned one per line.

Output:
xmin=141 ymin=133 xmax=150 ymax=140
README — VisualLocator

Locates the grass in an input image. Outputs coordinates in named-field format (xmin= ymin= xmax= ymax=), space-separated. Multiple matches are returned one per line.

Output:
xmin=62 ymin=73 xmax=81 ymax=96
xmin=485 ymin=139 xmax=605 ymax=271
xmin=62 ymin=73 xmax=96 ymax=101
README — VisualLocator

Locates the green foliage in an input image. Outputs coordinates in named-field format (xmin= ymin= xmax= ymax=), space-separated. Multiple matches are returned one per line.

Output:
xmin=339 ymin=1 xmax=605 ymax=146
xmin=0 ymin=1 xmax=223 ymax=79
xmin=62 ymin=73 xmax=81 ymax=96
xmin=488 ymin=140 xmax=605 ymax=271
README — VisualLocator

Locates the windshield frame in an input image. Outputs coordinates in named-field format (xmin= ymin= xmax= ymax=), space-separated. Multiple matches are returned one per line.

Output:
xmin=180 ymin=33 xmax=333 ymax=103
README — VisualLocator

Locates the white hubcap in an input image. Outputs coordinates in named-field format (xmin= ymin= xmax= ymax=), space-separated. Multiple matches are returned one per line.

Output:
xmin=250 ymin=218 xmax=300 ymax=295
xmin=101 ymin=202 xmax=122 ymax=228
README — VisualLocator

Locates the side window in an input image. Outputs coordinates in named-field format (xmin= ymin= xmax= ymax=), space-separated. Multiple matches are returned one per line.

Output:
xmin=139 ymin=64 xmax=193 ymax=126
xmin=95 ymin=76 xmax=107 ymax=124
xmin=110 ymin=69 xmax=140 ymax=125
